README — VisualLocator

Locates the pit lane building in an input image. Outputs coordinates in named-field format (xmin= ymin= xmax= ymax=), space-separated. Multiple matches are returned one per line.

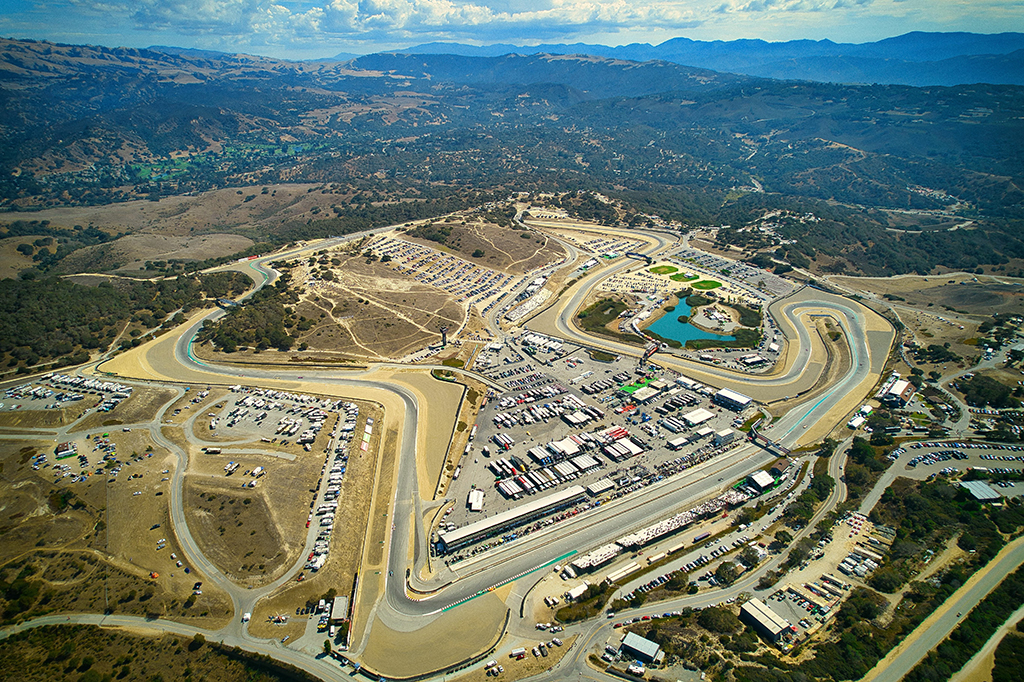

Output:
xmin=437 ymin=485 xmax=586 ymax=553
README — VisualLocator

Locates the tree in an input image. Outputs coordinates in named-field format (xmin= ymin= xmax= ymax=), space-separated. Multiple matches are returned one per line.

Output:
xmin=740 ymin=546 xmax=761 ymax=567
xmin=737 ymin=507 xmax=757 ymax=526
xmin=715 ymin=561 xmax=740 ymax=585
xmin=697 ymin=606 xmax=742 ymax=633
xmin=323 ymin=639 xmax=332 ymax=655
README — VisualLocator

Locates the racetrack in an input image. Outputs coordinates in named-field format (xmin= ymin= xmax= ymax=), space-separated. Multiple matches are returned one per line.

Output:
xmin=81 ymin=229 xmax=893 ymax=677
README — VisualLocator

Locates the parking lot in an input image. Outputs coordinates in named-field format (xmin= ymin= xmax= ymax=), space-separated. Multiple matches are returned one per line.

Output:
xmin=892 ymin=440 xmax=1024 ymax=498
xmin=439 ymin=330 xmax=757 ymax=562
xmin=365 ymin=234 xmax=519 ymax=311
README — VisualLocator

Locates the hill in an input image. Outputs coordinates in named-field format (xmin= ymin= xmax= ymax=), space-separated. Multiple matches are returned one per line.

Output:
xmin=0 ymin=36 xmax=1022 ymax=278
xmin=396 ymin=32 xmax=1024 ymax=86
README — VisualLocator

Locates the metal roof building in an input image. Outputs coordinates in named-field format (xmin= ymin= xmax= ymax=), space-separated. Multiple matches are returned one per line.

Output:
xmin=959 ymin=480 xmax=1001 ymax=502
xmin=330 ymin=596 xmax=349 ymax=623
xmin=740 ymin=598 xmax=790 ymax=643
xmin=714 ymin=387 xmax=753 ymax=410
xmin=620 ymin=631 xmax=662 ymax=663
xmin=881 ymin=379 xmax=916 ymax=406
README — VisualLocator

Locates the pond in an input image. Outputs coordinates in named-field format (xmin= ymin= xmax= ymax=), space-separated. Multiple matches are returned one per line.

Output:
xmin=645 ymin=300 xmax=736 ymax=345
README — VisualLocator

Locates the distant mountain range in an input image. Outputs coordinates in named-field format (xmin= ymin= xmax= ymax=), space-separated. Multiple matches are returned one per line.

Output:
xmin=380 ymin=32 xmax=1024 ymax=86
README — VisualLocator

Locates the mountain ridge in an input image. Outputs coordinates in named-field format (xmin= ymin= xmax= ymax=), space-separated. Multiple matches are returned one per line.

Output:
xmin=386 ymin=31 xmax=1024 ymax=86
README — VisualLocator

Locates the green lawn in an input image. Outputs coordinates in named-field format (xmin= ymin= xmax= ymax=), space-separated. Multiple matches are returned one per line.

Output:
xmin=691 ymin=280 xmax=723 ymax=290
xmin=649 ymin=265 xmax=678 ymax=275
xmin=670 ymin=273 xmax=699 ymax=282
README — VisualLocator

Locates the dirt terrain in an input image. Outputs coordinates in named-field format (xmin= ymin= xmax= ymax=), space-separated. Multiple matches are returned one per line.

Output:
xmin=0 ymin=235 xmax=42 ymax=279
xmin=833 ymin=273 xmax=1024 ymax=318
xmin=73 ymin=386 xmax=179 ymax=433
xmin=0 ymin=624 xmax=304 ymax=682
xmin=249 ymin=414 xmax=388 ymax=641
xmin=59 ymin=233 xmax=255 ymax=275
xmin=828 ymin=273 xmax=1024 ymax=360
xmin=403 ymin=217 xmax=565 ymax=275
xmin=0 ymin=429 xmax=232 ymax=629
xmin=293 ymin=250 xmax=466 ymax=360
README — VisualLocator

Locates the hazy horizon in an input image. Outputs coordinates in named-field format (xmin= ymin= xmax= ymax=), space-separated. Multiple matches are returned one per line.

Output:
xmin=1 ymin=0 xmax=1020 ymax=61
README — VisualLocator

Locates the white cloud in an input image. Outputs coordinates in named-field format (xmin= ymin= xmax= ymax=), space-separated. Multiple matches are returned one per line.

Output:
xmin=63 ymin=0 xmax=704 ymax=39
xmin=15 ymin=0 xmax=1024 ymax=57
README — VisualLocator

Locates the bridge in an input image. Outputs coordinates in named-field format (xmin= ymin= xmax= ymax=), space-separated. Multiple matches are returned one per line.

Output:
xmin=748 ymin=420 xmax=792 ymax=456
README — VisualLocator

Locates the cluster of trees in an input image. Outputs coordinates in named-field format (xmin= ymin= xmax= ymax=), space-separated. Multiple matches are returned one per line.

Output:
xmin=2 ymin=220 xmax=117 ymax=277
xmin=0 ymin=272 xmax=247 ymax=371
xmin=407 ymin=222 xmax=452 ymax=245
xmin=197 ymin=274 xmax=297 ymax=353
xmin=869 ymin=478 xmax=1024 ymax=594
xmin=0 ymin=623 xmax=321 ymax=682
xmin=960 ymin=374 xmax=1019 ymax=408
xmin=780 ymin=458 xmax=836 ymax=526
xmin=980 ymin=315 xmax=1020 ymax=347
xmin=992 ymin=623 xmax=1024 ymax=682
xmin=913 ymin=342 xmax=961 ymax=364
xmin=555 ymin=193 xmax=618 ymax=225
xmin=577 ymin=298 xmax=639 ymax=346
xmin=555 ymin=582 xmax=612 ymax=623
xmin=0 ymin=564 xmax=44 ymax=621
xmin=843 ymin=437 xmax=893 ymax=502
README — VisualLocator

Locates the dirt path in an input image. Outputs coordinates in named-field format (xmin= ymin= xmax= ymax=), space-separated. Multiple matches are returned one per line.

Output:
xmin=863 ymin=535 xmax=1024 ymax=682
xmin=951 ymin=602 xmax=1024 ymax=682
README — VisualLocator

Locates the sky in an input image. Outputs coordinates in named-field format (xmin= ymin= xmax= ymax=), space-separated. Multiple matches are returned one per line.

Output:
xmin=1 ymin=0 xmax=1020 ymax=60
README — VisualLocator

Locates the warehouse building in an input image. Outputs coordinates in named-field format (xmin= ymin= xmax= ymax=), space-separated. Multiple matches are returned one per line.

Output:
xmin=714 ymin=428 xmax=738 ymax=446
xmin=880 ymin=379 xmax=915 ymax=407
xmin=330 ymin=596 xmax=350 ymax=624
xmin=682 ymin=407 xmax=715 ymax=427
xmin=740 ymin=598 xmax=791 ymax=643
xmin=959 ymin=480 xmax=1001 ymax=503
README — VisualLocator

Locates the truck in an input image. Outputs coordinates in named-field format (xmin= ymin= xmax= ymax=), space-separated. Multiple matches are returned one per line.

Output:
xmin=509 ymin=647 xmax=526 ymax=659
xmin=252 ymin=466 xmax=265 ymax=478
